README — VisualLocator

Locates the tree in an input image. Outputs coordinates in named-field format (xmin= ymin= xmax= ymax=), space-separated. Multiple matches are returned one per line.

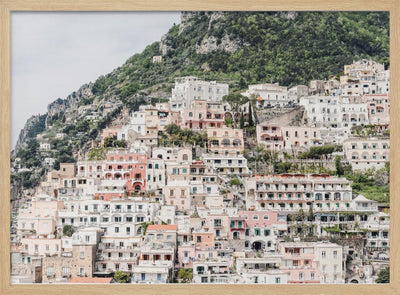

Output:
xmin=177 ymin=268 xmax=193 ymax=283
xmin=229 ymin=178 xmax=242 ymax=186
xmin=239 ymin=111 xmax=245 ymax=129
xmin=335 ymin=156 xmax=344 ymax=176
xmin=114 ymin=270 xmax=130 ymax=283
xmin=248 ymin=102 xmax=254 ymax=127
xmin=222 ymin=93 xmax=249 ymax=127
xmin=165 ymin=123 xmax=181 ymax=135
xmin=62 ymin=225 xmax=75 ymax=237
xmin=376 ymin=267 xmax=389 ymax=283
xmin=141 ymin=221 xmax=155 ymax=235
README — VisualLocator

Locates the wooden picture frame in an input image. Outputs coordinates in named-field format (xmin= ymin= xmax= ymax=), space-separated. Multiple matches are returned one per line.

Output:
xmin=0 ymin=0 xmax=398 ymax=294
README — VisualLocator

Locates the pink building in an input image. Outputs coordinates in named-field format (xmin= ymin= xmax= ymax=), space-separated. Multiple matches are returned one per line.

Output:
xmin=102 ymin=126 xmax=122 ymax=143
xmin=104 ymin=151 xmax=147 ymax=195
xmin=256 ymin=124 xmax=284 ymax=151
xmin=365 ymin=94 xmax=390 ymax=124
xmin=238 ymin=210 xmax=288 ymax=251
xmin=280 ymin=242 xmax=320 ymax=283
xmin=181 ymin=100 xmax=225 ymax=130
xmin=279 ymin=242 xmax=343 ymax=284
xmin=177 ymin=243 xmax=196 ymax=268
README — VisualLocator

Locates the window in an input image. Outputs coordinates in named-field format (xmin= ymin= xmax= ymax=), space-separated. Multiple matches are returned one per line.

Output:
xmin=311 ymin=272 xmax=315 ymax=280
xmin=63 ymin=267 xmax=69 ymax=277
xmin=197 ymin=236 xmax=202 ymax=242
xmin=333 ymin=250 xmax=338 ymax=258
xmin=115 ymin=227 xmax=119 ymax=233
xmin=322 ymin=251 xmax=326 ymax=258
xmin=47 ymin=266 xmax=54 ymax=276
xmin=253 ymin=215 xmax=259 ymax=220
xmin=275 ymin=277 xmax=281 ymax=284
xmin=263 ymin=214 xmax=269 ymax=220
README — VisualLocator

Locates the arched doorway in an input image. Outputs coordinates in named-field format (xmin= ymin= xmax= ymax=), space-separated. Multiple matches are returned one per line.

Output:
xmin=252 ymin=241 xmax=265 ymax=251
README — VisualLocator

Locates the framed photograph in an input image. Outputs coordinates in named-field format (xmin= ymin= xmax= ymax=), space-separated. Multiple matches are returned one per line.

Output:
xmin=1 ymin=1 xmax=399 ymax=295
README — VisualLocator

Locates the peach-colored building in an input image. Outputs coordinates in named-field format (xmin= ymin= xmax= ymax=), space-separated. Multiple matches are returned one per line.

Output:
xmin=41 ymin=245 xmax=96 ymax=283
xmin=20 ymin=238 xmax=62 ymax=257
xmin=281 ymin=126 xmax=323 ymax=151
xmin=207 ymin=127 xmax=244 ymax=156
xmin=163 ymin=183 xmax=191 ymax=211
xmin=18 ymin=194 xmax=65 ymax=236
xmin=256 ymin=123 xmax=322 ymax=151
xmin=192 ymin=232 xmax=214 ymax=250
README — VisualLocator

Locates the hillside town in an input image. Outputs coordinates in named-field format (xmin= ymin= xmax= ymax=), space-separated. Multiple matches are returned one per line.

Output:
xmin=10 ymin=59 xmax=390 ymax=284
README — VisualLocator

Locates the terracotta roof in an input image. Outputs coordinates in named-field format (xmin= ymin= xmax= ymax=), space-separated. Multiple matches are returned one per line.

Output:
xmin=147 ymin=224 xmax=178 ymax=231
xmin=69 ymin=277 xmax=113 ymax=284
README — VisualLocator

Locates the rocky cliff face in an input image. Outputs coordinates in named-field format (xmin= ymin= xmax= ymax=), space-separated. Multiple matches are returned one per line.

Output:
xmin=47 ymin=82 xmax=94 ymax=116
xmin=196 ymin=34 xmax=246 ymax=54
xmin=160 ymin=11 xmax=247 ymax=56
xmin=14 ymin=115 xmax=43 ymax=153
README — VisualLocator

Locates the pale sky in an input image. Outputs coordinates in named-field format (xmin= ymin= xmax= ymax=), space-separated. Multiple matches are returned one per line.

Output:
xmin=11 ymin=12 xmax=181 ymax=149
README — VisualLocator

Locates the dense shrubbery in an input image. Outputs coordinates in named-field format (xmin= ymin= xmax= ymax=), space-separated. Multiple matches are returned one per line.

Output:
xmin=297 ymin=145 xmax=341 ymax=159
xmin=376 ymin=267 xmax=390 ymax=283
xmin=346 ymin=163 xmax=390 ymax=204
xmin=103 ymin=137 xmax=127 ymax=148
xmin=159 ymin=124 xmax=207 ymax=147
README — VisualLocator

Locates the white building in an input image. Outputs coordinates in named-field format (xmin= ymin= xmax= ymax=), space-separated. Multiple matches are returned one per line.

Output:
xmin=343 ymin=137 xmax=389 ymax=171
xmin=171 ymin=76 xmax=229 ymax=110
xmin=243 ymin=83 xmax=290 ymax=108
xmin=202 ymin=153 xmax=249 ymax=175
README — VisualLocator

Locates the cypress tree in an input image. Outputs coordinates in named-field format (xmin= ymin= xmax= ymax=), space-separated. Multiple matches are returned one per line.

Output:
xmin=248 ymin=103 xmax=254 ymax=127
xmin=240 ymin=111 xmax=245 ymax=129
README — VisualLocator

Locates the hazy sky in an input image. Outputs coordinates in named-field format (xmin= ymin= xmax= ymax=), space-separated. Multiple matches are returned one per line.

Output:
xmin=11 ymin=12 xmax=181 ymax=148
